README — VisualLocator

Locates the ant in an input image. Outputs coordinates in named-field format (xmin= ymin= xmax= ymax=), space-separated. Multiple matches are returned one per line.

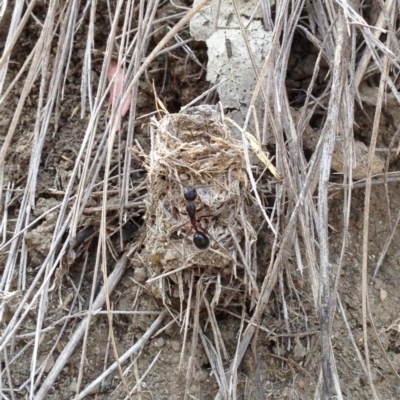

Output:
xmin=182 ymin=185 xmax=210 ymax=250
xmin=168 ymin=177 xmax=212 ymax=250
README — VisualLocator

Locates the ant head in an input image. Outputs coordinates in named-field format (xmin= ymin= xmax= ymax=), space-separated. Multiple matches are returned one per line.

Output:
xmin=183 ymin=186 xmax=197 ymax=202
xmin=168 ymin=176 xmax=210 ymax=201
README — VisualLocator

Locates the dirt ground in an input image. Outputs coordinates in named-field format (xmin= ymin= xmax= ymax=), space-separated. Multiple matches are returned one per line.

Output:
xmin=1 ymin=1 xmax=400 ymax=399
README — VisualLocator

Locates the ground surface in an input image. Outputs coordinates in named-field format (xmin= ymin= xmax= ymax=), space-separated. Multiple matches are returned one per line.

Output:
xmin=1 ymin=2 xmax=400 ymax=399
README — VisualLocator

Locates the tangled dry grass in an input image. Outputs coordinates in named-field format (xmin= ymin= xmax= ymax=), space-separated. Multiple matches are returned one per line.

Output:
xmin=1 ymin=0 xmax=400 ymax=399
xmin=132 ymin=105 xmax=258 ymax=302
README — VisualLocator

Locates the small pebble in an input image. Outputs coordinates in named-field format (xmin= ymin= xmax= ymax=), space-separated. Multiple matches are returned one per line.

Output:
xmin=68 ymin=379 xmax=78 ymax=392
xmin=153 ymin=337 xmax=165 ymax=348
xmin=133 ymin=267 xmax=147 ymax=283
xmin=298 ymin=379 xmax=305 ymax=390
xmin=171 ymin=340 xmax=181 ymax=352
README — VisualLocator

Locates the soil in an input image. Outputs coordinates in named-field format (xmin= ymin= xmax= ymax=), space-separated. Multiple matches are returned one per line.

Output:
xmin=1 ymin=2 xmax=400 ymax=400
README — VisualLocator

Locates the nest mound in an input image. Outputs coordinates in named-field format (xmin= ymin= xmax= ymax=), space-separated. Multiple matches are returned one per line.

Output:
xmin=132 ymin=105 xmax=258 ymax=307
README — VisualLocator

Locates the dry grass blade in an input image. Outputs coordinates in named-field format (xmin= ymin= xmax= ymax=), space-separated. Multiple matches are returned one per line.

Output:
xmin=200 ymin=329 xmax=228 ymax=396
xmin=359 ymin=15 xmax=393 ymax=400
xmin=317 ymin=12 xmax=349 ymax=399
xmin=354 ymin=0 xmax=396 ymax=87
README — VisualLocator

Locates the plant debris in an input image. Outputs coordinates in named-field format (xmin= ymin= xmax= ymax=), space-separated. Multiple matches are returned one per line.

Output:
xmin=131 ymin=105 xmax=259 ymax=307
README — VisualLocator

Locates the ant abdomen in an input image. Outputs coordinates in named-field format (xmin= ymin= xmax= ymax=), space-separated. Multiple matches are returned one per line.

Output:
xmin=193 ymin=231 xmax=210 ymax=250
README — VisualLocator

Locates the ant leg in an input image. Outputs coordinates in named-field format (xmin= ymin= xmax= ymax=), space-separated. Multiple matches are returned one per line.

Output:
xmin=182 ymin=226 xmax=194 ymax=257
xmin=170 ymin=221 xmax=194 ymax=243
xmin=183 ymin=226 xmax=194 ymax=242
xmin=196 ymin=213 xmax=213 ymax=219
xmin=168 ymin=221 xmax=190 ymax=242
xmin=170 ymin=220 xmax=190 ymax=233
xmin=181 ymin=206 xmax=204 ymax=215
xmin=196 ymin=224 xmax=232 ymax=260
xmin=180 ymin=204 xmax=204 ymax=214
xmin=197 ymin=225 xmax=210 ymax=237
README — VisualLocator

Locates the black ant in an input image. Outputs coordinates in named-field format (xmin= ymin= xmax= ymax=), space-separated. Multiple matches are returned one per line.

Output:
xmin=168 ymin=179 xmax=234 ymax=261
xmin=183 ymin=186 xmax=210 ymax=250
xmin=166 ymin=176 xmax=213 ymax=249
